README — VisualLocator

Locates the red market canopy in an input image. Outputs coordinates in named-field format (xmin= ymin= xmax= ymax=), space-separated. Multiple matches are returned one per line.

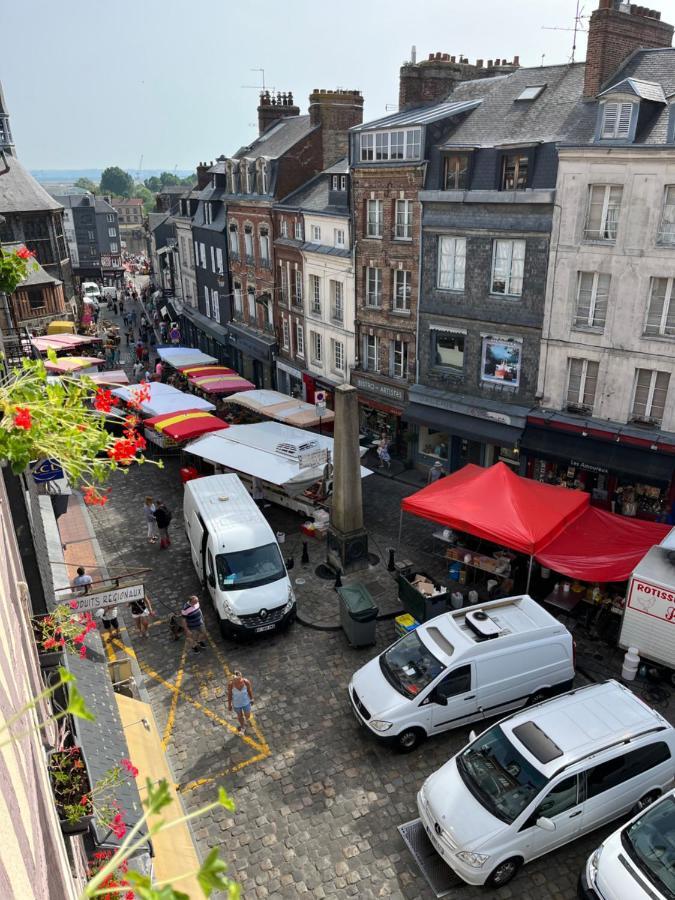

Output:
xmin=44 ymin=356 xmax=103 ymax=373
xmin=32 ymin=334 xmax=102 ymax=352
xmin=535 ymin=507 xmax=671 ymax=582
xmin=144 ymin=409 xmax=229 ymax=442
xmin=401 ymin=462 xmax=589 ymax=555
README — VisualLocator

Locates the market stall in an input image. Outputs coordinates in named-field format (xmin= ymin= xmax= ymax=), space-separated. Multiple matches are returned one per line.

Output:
xmin=44 ymin=356 xmax=104 ymax=375
xmin=112 ymin=383 xmax=216 ymax=418
xmin=181 ymin=367 xmax=255 ymax=396
xmin=144 ymin=410 xmax=229 ymax=448
xmin=31 ymin=334 xmax=102 ymax=353
xmin=156 ymin=346 xmax=217 ymax=368
xmin=223 ymin=389 xmax=336 ymax=430
xmin=89 ymin=370 xmax=130 ymax=386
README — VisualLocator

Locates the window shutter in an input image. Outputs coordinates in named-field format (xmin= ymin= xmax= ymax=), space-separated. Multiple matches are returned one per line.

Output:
xmin=617 ymin=103 xmax=633 ymax=138
xmin=602 ymin=103 xmax=618 ymax=137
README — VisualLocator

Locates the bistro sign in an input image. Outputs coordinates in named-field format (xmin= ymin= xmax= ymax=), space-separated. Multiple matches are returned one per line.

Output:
xmin=352 ymin=376 xmax=406 ymax=404
xmin=67 ymin=582 xmax=145 ymax=614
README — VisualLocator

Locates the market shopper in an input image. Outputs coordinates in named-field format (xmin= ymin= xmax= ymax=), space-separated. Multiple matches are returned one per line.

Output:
xmin=130 ymin=593 xmax=154 ymax=638
xmin=72 ymin=566 xmax=92 ymax=595
xmin=144 ymin=496 xmax=158 ymax=543
xmin=228 ymin=670 xmax=254 ymax=733
xmin=181 ymin=595 xmax=207 ymax=653
xmin=98 ymin=605 xmax=120 ymax=638
xmin=428 ymin=460 xmax=445 ymax=484
xmin=153 ymin=500 xmax=172 ymax=549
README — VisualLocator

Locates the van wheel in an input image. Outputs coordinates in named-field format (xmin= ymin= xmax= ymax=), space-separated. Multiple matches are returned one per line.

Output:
xmin=528 ymin=689 xmax=549 ymax=706
xmin=396 ymin=728 xmax=425 ymax=752
xmin=631 ymin=790 xmax=660 ymax=816
xmin=485 ymin=857 xmax=521 ymax=888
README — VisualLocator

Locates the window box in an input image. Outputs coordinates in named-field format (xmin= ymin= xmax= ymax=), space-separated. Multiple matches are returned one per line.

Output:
xmin=49 ymin=747 xmax=94 ymax=836
xmin=32 ymin=616 xmax=66 ymax=670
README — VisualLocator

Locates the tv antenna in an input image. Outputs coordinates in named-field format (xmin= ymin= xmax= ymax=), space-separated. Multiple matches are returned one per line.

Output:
xmin=241 ymin=68 xmax=276 ymax=94
xmin=542 ymin=0 xmax=588 ymax=62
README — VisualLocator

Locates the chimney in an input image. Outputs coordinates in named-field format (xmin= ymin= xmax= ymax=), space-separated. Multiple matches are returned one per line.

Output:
xmin=257 ymin=90 xmax=300 ymax=136
xmin=398 ymin=52 xmax=520 ymax=111
xmin=196 ymin=161 xmax=211 ymax=190
xmin=308 ymin=89 xmax=364 ymax=168
xmin=584 ymin=0 xmax=673 ymax=97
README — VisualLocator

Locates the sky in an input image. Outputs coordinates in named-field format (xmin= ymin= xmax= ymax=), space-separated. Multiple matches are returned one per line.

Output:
xmin=2 ymin=0 xmax=673 ymax=172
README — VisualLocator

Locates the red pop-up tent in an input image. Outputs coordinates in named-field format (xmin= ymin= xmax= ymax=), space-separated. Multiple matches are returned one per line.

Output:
xmin=401 ymin=462 xmax=589 ymax=555
xmin=535 ymin=507 xmax=670 ymax=582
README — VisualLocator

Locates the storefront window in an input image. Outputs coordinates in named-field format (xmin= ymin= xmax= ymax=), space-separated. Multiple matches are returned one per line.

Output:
xmin=418 ymin=426 xmax=449 ymax=461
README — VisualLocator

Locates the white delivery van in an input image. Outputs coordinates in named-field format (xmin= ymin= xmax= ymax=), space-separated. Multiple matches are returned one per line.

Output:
xmin=183 ymin=474 xmax=295 ymax=638
xmin=81 ymin=282 xmax=101 ymax=308
xmin=620 ymin=544 xmax=675 ymax=685
xmin=349 ymin=595 xmax=574 ymax=751
xmin=580 ymin=787 xmax=675 ymax=900
xmin=418 ymin=680 xmax=675 ymax=888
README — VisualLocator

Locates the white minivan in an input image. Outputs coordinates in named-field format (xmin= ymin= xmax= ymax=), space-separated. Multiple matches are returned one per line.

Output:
xmin=580 ymin=788 xmax=675 ymax=900
xmin=418 ymin=681 xmax=675 ymax=888
xmin=184 ymin=474 xmax=295 ymax=637
xmin=349 ymin=595 xmax=574 ymax=751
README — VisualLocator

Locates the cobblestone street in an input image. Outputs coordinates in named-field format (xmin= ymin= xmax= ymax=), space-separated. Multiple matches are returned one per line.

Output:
xmin=81 ymin=445 xmax=675 ymax=900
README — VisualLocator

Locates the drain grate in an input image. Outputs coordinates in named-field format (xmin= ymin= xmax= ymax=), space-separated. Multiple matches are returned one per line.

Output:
xmin=398 ymin=818 xmax=463 ymax=898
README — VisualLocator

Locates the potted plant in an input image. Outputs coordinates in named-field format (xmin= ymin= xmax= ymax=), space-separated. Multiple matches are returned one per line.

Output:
xmin=49 ymin=746 xmax=94 ymax=835
xmin=32 ymin=604 xmax=98 ymax=667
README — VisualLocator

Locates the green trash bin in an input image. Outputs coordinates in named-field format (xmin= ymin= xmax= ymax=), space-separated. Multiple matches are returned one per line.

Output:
xmin=338 ymin=584 xmax=379 ymax=647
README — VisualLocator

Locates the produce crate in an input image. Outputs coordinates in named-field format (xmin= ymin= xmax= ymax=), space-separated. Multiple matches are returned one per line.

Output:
xmin=397 ymin=571 xmax=449 ymax=623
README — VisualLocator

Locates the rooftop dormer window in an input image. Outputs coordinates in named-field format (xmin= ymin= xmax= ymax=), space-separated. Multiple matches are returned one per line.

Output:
xmin=359 ymin=128 xmax=421 ymax=162
xmin=600 ymin=101 xmax=633 ymax=139
xmin=515 ymin=85 xmax=546 ymax=102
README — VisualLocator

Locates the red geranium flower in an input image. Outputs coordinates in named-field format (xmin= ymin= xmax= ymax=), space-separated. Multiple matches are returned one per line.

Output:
xmin=120 ymin=758 xmax=139 ymax=777
xmin=93 ymin=388 xmax=119 ymax=413
xmin=13 ymin=406 xmax=32 ymax=430
xmin=16 ymin=246 xmax=34 ymax=260
xmin=69 ymin=600 xmax=79 ymax=610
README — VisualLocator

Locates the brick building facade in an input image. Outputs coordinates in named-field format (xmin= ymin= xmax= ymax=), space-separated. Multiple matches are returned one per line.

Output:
xmin=272 ymin=207 xmax=305 ymax=396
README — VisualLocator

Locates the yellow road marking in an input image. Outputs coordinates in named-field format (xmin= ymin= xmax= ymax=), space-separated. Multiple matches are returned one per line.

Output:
xmin=180 ymin=751 xmax=268 ymax=793
xmin=162 ymin=643 xmax=187 ymax=749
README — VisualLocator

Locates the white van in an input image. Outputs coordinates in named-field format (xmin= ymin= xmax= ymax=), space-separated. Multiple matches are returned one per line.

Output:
xmin=580 ymin=788 xmax=675 ymax=900
xmin=417 ymin=681 xmax=675 ymax=888
xmin=349 ymin=595 xmax=574 ymax=751
xmin=183 ymin=474 xmax=295 ymax=638
xmin=81 ymin=282 xmax=101 ymax=308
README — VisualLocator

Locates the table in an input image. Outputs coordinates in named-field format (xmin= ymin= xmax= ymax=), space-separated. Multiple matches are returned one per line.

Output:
xmin=446 ymin=545 xmax=510 ymax=578
xmin=542 ymin=588 xmax=584 ymax=613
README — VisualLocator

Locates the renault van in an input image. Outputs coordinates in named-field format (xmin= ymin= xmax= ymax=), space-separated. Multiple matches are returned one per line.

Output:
xmin=349 ymin=595 xmax=574 ymax=751
xmin=184 ymin=474 xmax=295 ymax=637
xmin=580 ymin=788 xmax=675 ymax=900
xmin=417 ymin=681 xmax=675 ymax=888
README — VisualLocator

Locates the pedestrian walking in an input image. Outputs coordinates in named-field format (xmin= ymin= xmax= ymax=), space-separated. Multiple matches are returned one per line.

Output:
xmin=133 ymin=360 xmax=143 ymax=382
xmin=131 ymin=309 xmax=137 ymax=327
xmin=169 ymin=323 xmax=180 ymax=345
xmin=376 ymin=432 xmax=391 ymax=470
xmin=130 ymin=593 xmax=154 ymax=639
xmin=155 ymin=360 xmax=163 ymax=380
xmin=153 ymin=500 xmax=172 ymax=549
xmin=141 ymin=346 xmax=150 ymax=365
xmin=113 ymin=300 xmax=118 ymax=316
xmin=125 ymin=327 xmax=132 ymax=345
xmin=71 ymin=566 xmax=93 ymax=595
xmin=427 ymin=460 xmax=445 ymax=484
xmin=97 ymin=605 xmax=120 ymax=638
xmin=181 ymin=595 xmax=207 ymax=653
xmin=144 ymin=496 xmax=158 ymax=543
xmin=228 ymin=670 xmax=254 ymax=733
xmin=159 ymin=321 xmax=168 ymax=343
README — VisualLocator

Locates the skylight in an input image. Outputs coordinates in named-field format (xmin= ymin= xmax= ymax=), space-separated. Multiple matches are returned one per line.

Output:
xmin=516 ymin=85 xmax=546 ymax=102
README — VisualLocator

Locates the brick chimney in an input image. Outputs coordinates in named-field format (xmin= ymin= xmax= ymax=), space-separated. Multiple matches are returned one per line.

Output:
xmin=196 ymin=161 xmax=212 ymax=190
xmin=584 ymin=1 xmax=673 ymax=97
xmin=398 ymin=53 xmax=520 ymax=111
xmin=257 ymin=91 xmax=300 ymax=135
xmin=308 ymin=89 xmax=364 ymax=168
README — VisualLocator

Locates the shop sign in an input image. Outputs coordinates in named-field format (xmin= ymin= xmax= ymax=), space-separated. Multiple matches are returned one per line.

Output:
xmin=67 ymin=582 xmax=145 ymax=613
xmin=352 ymin=376 xmax=406 ymax=404
xmin=627 ymin=578 xmax=675 ymax=625
xmin=570 ymin=459 xmax=608 ymax=475
xmin=299 ymin=448 xmax=328 ymax=469
xmin=32 ymin=459 xmax=64 ymax=483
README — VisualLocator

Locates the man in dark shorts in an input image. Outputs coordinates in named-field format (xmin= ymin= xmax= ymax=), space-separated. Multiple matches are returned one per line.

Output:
xmin=181 ymin=595 xmax=207 ymax=653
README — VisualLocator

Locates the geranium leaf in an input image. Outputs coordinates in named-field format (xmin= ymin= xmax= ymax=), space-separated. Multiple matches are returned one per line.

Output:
xmin=65 ymin=684 xmax=95 ymax=721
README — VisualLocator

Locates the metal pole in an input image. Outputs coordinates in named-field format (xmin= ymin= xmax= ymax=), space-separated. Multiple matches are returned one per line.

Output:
xmin=526 ymin=554 xmax=534 ymax=594
xmin=397 ymin=509 xmax=403 ymax=551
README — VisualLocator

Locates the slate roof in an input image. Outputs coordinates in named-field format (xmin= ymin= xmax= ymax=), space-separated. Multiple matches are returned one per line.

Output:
xmin=351 ymin=98 xmax=482 ymax=131
xmin=278 ymin=172 xmax=349 ymax=216
xmin=0 ymin=155 xmax=63 ymax=213
xmin=605 ymin=48 xmax=675 ymax=144
xmin=599 ymin=77 xmax=667 ymax=103
xmin=323 ymin=158 xmax=349 ymax=175
xmin=231 ymin=115 xmax=315 ymax=161
xmin=442 ymin=63 xmax=596 ymax=147
xmin=55 ymin=194 xmax=117 ymax=214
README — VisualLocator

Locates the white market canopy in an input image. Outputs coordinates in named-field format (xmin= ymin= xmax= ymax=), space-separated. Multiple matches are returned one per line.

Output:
xmin=112 ymin=382 xmax=215 ymax=417
xmin=185 ymin=420 xmax=370 ymax=491
xmin=224 ymin=389 xmax=335 ymax=428
xmin=156 ymin=346 xmax=218 ymax=368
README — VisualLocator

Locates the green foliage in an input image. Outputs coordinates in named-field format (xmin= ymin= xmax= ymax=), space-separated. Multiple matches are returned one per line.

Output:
xmin=66 ymin=684 xmax=95 ymax=722
xmin=100 ymin=166 xmax=135 ymax=198
xmin=74 ymin=177 xmax=99 ymax=194
xmin=0 ymin=247 xmax=37 ymax=295
xmin=132 ymin=184 xmax=155 ymax=215
xmin=143 ymin=172 xmax=195 ymax=192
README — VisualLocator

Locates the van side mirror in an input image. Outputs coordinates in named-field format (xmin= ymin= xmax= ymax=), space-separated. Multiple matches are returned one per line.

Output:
xmin=433 ymin=691 xmax=448 ymax=706
xmin=285 ymin=557 xmax=294 ymax=571
xmin=536 ymin=816 xmax=556 ymax=832
xmin=207 ymin=574 xmax=215 ymax=588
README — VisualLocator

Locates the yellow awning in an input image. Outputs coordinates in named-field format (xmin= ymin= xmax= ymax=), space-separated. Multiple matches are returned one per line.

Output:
xmin=153 ymin=410 xmax=214 ymax=432
xmin=115 ymin=694 xmax=202 ymax=896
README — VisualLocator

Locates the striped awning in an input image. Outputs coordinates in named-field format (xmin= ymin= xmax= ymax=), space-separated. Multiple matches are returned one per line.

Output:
xmin=143 ymin=409 xmax=229 ymax=442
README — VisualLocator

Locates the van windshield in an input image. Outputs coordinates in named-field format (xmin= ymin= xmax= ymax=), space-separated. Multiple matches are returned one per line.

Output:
xmin=216 ymin=543 xmax=286 ymax=591
xmin=621 ymin=795 xmax=675 ymax=899
xmin=380 ymin=631 xmax=445 ymax=698
xmin=457 ymin=725 xmax=548 ymax=824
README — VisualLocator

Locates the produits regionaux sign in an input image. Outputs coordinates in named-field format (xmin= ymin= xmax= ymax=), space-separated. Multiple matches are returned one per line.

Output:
xmin=66 ymin=582 xmax=145 ymax=614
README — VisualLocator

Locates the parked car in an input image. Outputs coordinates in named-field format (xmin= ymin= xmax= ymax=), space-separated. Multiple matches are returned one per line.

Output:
xmin=417 ymin=680 xmax=675 ymax=888
xmin=349 ymin=595 xmax=574 ymax=751
xmin=579 ymin=788 xmax=675 ymax=900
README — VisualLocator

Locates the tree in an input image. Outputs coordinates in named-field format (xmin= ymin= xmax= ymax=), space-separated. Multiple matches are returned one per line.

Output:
xmin=143 ymin=175 xmax=162 ymax=192
xmin=74 ymin=177 xmax=98 ymax=194
xmin=99 ymin=166 xmax=134 ymax=198
xmin=132 ymin=184 xmax=155 ymax=215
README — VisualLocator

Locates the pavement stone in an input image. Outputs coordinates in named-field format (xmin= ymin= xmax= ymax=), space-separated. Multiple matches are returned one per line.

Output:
xmin=84 ymin=300 xmax=675 ymax=899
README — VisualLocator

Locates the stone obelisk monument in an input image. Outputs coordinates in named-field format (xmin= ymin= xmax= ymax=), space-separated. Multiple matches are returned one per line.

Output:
xmin=327 ymin=384 xmax=369 ymax=572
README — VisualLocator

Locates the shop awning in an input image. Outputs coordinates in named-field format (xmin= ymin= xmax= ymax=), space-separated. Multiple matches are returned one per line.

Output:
xmin=521 ymin=425 xmax=675 ymax=483
xmin=156 ymin=346 xmax=218 ymax=368
xmin=401 ymin=461 xmax=589 ymax=555
xmin=184 ymin=368 xmax=255 ymax=395
xmin=115 ymin=694 xmax=202 ymax=898
xmin=32 ymin=334 xmax=102 ymax=352
xmin=144 ymin=409 xmax=229 ymax=441
xmin=225 ymin=389 xmax=335 ymax=428
xmin=89 ymin=369 xmax=130 ymax=386
xmin=44 ymin=356 xmax=103 ymax=373
xmin=112 ymin=382 xmax=216 ymax=417
xmin=403 ymin=401 xmax=523 ymax=446
xmin=536 ymin=507 xmax=671 ymax=582
xmin=178 ymin=365 xmax=233 ymax=376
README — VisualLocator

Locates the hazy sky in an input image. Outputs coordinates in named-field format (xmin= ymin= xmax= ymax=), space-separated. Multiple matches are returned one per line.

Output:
xmin=6 ymin=0 xmax=667 ymax=172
